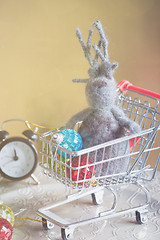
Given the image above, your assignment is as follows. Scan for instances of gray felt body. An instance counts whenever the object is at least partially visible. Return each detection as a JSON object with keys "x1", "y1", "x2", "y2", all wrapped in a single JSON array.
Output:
[{"x1": 66, "y1": 21, "x2": 141, "y2": 176}]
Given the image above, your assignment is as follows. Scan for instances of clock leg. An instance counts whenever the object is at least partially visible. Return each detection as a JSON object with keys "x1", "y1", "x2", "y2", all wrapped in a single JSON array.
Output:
[{"x1": 31, "y1": 174, "x2": 40, "y2": 185}]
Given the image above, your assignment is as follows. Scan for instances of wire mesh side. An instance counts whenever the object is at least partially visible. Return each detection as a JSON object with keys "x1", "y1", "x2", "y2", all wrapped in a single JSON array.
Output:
[
  {"x1": 118, "y1": 90, "x2": 159, "y2": 130},
  {"x1": 39, "y1": 126, "x2": 159, "y2": 189}
]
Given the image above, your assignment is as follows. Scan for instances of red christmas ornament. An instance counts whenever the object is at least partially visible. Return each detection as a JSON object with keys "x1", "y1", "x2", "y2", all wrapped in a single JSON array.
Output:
[
  {"x1": 67, "y1": 155, "x2": 94, "y2": 184},
  {"x1": 0, "y1": 218, "x2": 13, "y2": 240}
]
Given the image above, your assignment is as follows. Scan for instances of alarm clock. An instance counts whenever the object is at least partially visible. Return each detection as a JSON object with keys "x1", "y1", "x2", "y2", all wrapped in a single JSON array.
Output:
[{"x1": 0, "y1": 119, "x2": 39, "y2": 182}]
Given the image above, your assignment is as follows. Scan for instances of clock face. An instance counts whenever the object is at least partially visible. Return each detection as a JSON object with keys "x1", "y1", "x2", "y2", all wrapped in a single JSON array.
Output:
[{"x1": 0, "y1": 137, "x2": 38, "y2": 180}]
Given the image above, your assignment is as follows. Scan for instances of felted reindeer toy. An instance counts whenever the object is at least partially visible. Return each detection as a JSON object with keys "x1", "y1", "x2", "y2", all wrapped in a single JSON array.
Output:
[{"x1": 66, "y1": 20, "x2": 141, "y2": 176}]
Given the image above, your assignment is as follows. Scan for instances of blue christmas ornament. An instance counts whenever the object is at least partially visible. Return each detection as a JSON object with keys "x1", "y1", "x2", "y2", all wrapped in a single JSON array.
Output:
[{"x1": 54, "y1": 129, "x2": 83, "y2": 157}]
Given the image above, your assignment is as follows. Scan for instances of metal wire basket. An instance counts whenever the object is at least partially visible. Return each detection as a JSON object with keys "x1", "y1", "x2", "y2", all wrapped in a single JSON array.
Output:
[{"x1": 37, "y1": 80, "x2": 160, "y2": 240}]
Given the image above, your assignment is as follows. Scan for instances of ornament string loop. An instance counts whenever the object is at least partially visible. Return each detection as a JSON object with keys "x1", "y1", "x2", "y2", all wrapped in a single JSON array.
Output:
[
  {"x1": 14, "y1": 217, "x2": 47, "y2": 228},
  {"x1": 25, "y1": 121, "x2": 59, "y2": 138}
]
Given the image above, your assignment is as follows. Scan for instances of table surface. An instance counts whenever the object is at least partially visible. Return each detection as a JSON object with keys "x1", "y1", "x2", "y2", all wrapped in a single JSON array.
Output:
[{"x1": 0, "y1": 167, "x2": 160, "y2": 240}]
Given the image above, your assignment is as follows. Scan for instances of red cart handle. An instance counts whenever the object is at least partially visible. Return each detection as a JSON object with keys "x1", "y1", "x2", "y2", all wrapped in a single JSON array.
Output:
[{"x1": 117, "y1": 80, "x2": 160, "y2": 100}]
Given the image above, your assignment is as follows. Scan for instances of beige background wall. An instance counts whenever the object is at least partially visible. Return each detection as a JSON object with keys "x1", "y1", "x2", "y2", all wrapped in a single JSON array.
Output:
[{"x1": 0, "y1": 0, "x2": 159, "y2": 167}]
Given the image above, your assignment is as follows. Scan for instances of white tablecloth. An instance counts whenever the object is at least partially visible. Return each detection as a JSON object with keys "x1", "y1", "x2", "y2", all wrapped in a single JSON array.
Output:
[{"x1": 0, "y1": 167, "x2": 160, "y2": 240}]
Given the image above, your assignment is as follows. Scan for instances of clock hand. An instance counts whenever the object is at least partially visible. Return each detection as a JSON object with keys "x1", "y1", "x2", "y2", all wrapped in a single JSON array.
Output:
[{"x1": 13, "y1": 149, "x2": 18, "y2": 161}]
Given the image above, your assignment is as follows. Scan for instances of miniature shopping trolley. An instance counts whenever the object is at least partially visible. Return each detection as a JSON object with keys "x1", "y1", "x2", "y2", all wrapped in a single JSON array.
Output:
[{"x1": 37, "y1": 80, "x2": 160, "y2": 240}]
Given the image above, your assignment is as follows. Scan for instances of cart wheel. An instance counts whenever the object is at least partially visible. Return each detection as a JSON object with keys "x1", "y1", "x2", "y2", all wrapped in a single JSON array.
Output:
[
  {"x1": 91, "y1": 189, "x2": 104, "y2": 205},
  {"x1": 135, "y1": 210, "x2": 148, "y2": 224},
  {"x1": 42, "y1": 218, "x2": 54, "y2": 230},
  {"x1": 61, "y1": 228, "x2": 74, "y2": 240}
]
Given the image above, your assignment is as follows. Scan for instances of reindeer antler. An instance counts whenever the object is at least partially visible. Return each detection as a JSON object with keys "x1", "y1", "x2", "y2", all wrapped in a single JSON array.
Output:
[
  {"x1": 73, "y1": 28, "x2": 94, "y2": 83},
  {"x1": 92, "y1": 20, "x2": 109, "y2": 62},
  {"x1": 76, "y1": 21, "x2": 110, "y2": 65},
  {"x1": 73, "y1": 21, "x2": 118, "y2": 83},
  {"x1": 76, "y1": 28, "x2": 93, "y2": 66}
]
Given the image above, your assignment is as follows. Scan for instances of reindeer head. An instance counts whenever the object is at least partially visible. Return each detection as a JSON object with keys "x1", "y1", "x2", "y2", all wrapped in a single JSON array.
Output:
[{"x1": 73, "y1": 21, "x2": 118, "y2": 110}]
